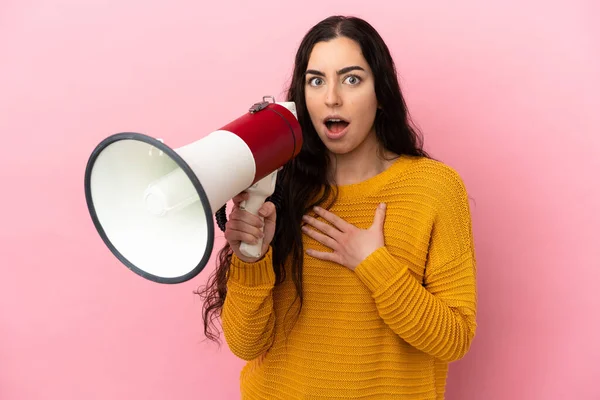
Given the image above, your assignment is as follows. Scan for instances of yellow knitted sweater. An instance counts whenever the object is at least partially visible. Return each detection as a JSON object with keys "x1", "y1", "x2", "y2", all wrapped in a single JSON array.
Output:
[{"x1": 221, "y1": 156, "x2": 477, "y2": 400}]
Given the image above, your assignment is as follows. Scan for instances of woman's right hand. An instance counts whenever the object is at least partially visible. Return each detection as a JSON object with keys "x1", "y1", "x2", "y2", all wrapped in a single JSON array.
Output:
[{"x1": 224, "y1": 191, "x2": 277, "y2": 263}]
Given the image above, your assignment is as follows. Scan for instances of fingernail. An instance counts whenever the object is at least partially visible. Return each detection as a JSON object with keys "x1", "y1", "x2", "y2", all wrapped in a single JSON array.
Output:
[{"x1": 379, "y1": 203, "x2": 386, "y2": 209}]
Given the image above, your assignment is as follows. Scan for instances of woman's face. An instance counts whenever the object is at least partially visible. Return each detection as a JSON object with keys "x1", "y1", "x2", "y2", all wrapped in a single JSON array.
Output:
[{"x1": 304, "y1": 36, "x2": 379, "y2": 156}]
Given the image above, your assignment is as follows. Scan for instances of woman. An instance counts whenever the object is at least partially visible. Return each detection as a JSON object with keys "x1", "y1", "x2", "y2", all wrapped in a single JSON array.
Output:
[{"x1": 198, "y1": 15, "x2": 477, "y2": 400}]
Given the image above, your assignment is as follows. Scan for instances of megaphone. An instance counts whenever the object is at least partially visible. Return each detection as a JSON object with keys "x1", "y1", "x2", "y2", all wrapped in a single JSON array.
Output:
[{"x1": 84, "y1": 96, "x2": 302, "y2": 284}]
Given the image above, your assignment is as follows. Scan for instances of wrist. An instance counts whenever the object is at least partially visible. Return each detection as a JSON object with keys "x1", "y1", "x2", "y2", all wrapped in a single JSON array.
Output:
[
  {"x1": 350, "y1": 245, "x2": 385, "y2": 271},
  {"x1": 236, "y1": 254, "x2": 266, "y2": 264},
  {"x1": 233, "y1": 247, "x2": 268, "y2": 264},
  {"x1": 230, "y1": 247, "x2": 275, "y2": 287}
]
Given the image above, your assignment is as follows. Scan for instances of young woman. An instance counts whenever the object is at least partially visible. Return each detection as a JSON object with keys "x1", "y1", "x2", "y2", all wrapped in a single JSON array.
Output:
[{"x1": 198, "y1": 15, "x2": 477, "y2": 400}]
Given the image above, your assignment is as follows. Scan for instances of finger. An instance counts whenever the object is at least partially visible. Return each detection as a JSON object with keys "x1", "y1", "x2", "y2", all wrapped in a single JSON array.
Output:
[
  {"x1": 225, "y1": 220, "x2": 264, "y2": 237},
  {"x1": 226, "y1": 215, "x2": 265, "y2": 238},
  {"x1": 258, "y1": 201, "x2": 276, "y2": 219},
  {"x1": 302, "y1": 225, "x2": 338, "y2": 250},
  {"x1": 306, "y1": 248, "x2": 339, "y2": 264},
  {"x1": 224, "y1": 226, "x2": 262, "y2": 245},
  {"x1": 229, "y1": 208, "x2": 264, "y2": 229},
  {"x1": 226, "y1": 223, "x2": 265, "y2": 244},
  {"x1": 302, "y1": 214, "x2": 342, "y2": 240},
  {"x1": 370, "y1": 203, "x2": 387, "y2": 230},
  {"x1": 312, "y1": 206, "x2": 349, "y2": 232},
  {"x1": 231, "y1": 192, "x2": 250, "y2": 207}
]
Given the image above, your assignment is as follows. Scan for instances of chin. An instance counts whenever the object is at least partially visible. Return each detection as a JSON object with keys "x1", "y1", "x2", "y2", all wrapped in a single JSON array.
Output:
[{"x1": 324, "y1": 142, "x2": 355, "y2": 156}]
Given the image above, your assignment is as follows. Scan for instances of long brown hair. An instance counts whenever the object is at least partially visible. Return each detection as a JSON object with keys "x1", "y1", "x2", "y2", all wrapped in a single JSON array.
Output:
[{"x1": 195, "y1": 15, "x2": 429, "y2": 342}]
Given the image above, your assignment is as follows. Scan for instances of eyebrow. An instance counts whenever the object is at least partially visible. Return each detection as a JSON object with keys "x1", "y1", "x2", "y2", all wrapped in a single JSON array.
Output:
[{"x1": 305, "y1": 65, "x2": 366, "y2": 77}]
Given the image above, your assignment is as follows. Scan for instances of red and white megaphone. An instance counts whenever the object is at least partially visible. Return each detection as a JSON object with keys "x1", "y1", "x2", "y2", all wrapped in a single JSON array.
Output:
[{"x1": 84, "y1": 96, "x2": 302, "y2": 284}]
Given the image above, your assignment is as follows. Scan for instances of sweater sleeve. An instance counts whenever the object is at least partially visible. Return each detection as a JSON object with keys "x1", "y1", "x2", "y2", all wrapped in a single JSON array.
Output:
[
  {"x1": 354, "y1": 169, "x2": 477, "y2": 362},
  {"x1": 221, "y1": 247, "x2": 277, "y2": 361}
]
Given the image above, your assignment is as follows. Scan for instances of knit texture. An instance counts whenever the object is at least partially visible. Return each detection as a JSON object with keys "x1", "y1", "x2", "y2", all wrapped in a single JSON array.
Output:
[{"x1": 221, "y1": 156, "x2": 477, "y2": 399}]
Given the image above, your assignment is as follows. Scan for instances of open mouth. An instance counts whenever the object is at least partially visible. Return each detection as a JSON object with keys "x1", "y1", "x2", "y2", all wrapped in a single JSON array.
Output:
[{"x1": 324, "y1": 118, "x2": 350, "y2": 134}]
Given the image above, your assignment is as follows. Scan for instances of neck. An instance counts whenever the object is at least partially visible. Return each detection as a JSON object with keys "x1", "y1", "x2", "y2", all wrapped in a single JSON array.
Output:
[{"x1": 328, "y1": 133, "x2": 397, "y2": 186}]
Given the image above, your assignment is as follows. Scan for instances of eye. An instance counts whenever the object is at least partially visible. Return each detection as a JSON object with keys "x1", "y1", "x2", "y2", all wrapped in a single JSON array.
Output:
[
  {"x1": 307, "y1": 77, "x2": 324, "y2": 87},
  {"x1": 344, "y1": 75, "x2": 361, "y2": 85}
]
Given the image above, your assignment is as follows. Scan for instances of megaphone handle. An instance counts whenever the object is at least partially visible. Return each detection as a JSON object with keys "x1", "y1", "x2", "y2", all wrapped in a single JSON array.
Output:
[{"x1": 239, "y1": 171, "x2": 278, "y2": 259}]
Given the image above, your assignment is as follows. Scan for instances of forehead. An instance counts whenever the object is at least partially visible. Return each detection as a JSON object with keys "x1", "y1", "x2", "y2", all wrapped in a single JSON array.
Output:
[{"x1": 307, "y1": 37, "x2": 370, "y2": 71}]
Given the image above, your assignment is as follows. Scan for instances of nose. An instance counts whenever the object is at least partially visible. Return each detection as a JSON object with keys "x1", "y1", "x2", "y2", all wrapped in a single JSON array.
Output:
[{"x1": 324, "y1": 82, "x2": 342, "y2": 108}]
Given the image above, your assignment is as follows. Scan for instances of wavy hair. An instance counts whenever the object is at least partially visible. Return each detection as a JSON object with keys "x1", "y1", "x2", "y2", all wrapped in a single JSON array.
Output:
[{"x1": 196, "y1": 15, "x2": 429, "y2": 342}]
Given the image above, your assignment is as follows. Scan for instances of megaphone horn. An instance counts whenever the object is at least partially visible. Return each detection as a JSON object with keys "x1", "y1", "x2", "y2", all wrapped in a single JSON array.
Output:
[{"x1": 84, "y1": 96, "x2": 302, "y2": 284}]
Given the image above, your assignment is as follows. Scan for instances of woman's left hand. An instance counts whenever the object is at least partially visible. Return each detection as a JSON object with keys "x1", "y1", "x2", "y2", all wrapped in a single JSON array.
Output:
[{"x1": 302, "y1": 203, "x2": 387, "y2": 270}]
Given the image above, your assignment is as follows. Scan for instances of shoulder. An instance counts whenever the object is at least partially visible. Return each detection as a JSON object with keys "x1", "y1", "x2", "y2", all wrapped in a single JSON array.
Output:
[
  {"x1": 393, "y1": 156, "x2": 467, "y2": 190},
  {"x1": 386, "y1": 156, "x2": 469, "y2": 212}
]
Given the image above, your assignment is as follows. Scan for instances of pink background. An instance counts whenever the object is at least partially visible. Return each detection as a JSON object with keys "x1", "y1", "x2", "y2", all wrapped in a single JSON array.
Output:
[{"x1": 1, "y1": 0, "x2": 599, "y2": 399}]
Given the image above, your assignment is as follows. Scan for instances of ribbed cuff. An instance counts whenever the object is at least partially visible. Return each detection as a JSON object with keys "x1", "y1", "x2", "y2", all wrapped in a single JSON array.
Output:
[
  {"x1": 228, "y1": 247, "x2": 276, "y2": 287},
  {"x1": 354, "y1": 247, "x2": 408, "y2": 293}
]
